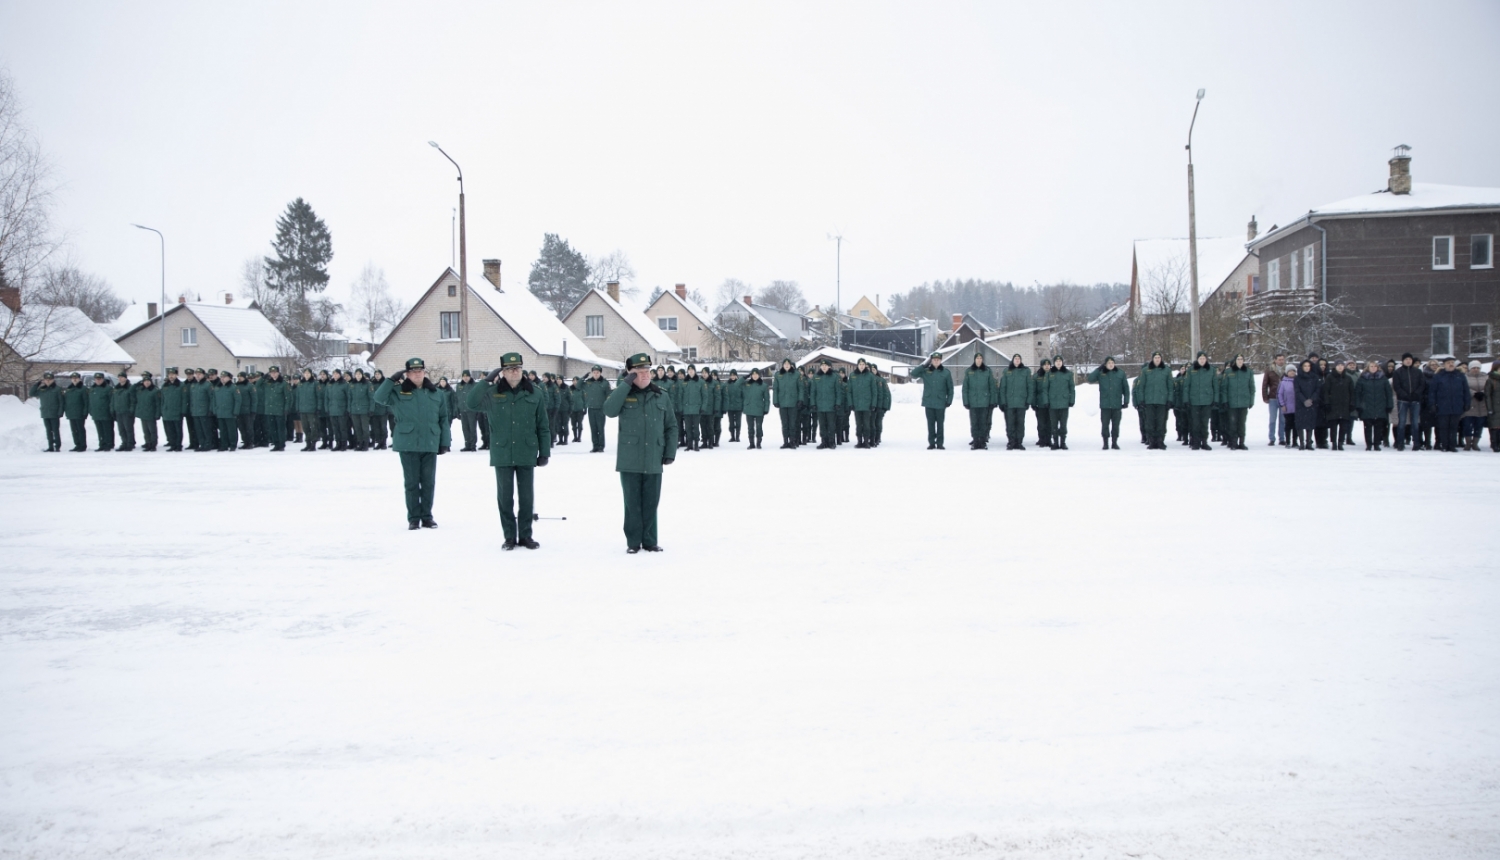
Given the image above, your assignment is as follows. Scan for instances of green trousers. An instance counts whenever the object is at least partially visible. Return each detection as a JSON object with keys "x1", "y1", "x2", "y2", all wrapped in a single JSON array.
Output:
[
  {"x1": 264, "y1": 413, "x2": 287, "y2": 449},
  {"x1": 818, "y1": 411, "x2": 836, "y2": 446},
  {"x1": 1141, "y1": 404, "x2": 1168, "y2": 444},
  {"x1": 115, "y1": 415, "x2": 136, "y2": 449},
  {"x1": 42, "y1": 416, "x2": 61, "y2": 450},
  {"x1": 494, "y1": 465, "x2": 534, "y2": 541},
  {"x1": 1229, "y1": 407, "x2": 1248, "y2": 444},
  {"x1": 968, "y1": 407, "x2": 992, "y2": 444},
  {"x1": 779, "y1": 407, "x2": 799, "y2": 445},
  {"x1": 588, "y1": 408, "x2": 606, "y2": 450},
  {"x1": 746, "y1": 415, "x2": 764, "y2": 443},
  {"x1": 620, "y1": 471, "x2": 662, "y2": 550},
  {"x1": 351, "y1": 414, "x2": 371, "y2": 449},
  {"x1": 300, "y1": 413, "x2": 320, "y2": 449},
  {"x1": 163, "y1": 417, "x2": 183, "y2": 449},
  {"x1": 1100, "y1": 408, "x2": 1121, "y2": 440},
  {"x1": 399, "y1": 451, "x2": 437, "y2": 520},
  {"x1": 855, "y1": 410, "x2": 872, "y2": 443},
  {"x1": 1190, "y1": 405, "x2": 1211, "y2": 446},
  {"x1": 139, "y1": 417, "x2": 158, "y2": 450},
  {"x1": 1052, "y1": 407, "x2": 1070, "y2": 441},
  {"x1": 218, "y1": 417, "x2": 237, "y2": 450},
  {"x1": 925, "y1": 407, "x2": 945, "y2": 447},
  {"x1": 1004, "y1": 407, "x2": 1027, "y2": 445}
]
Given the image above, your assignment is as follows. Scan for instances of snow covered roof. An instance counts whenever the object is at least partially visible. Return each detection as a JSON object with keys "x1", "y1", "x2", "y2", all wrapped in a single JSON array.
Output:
[
  {"x1": 0, "y1": 304, "x2": 136, "y2": 365},
  {"x1": 1085, "y1": 304, "x2": 1130, "y2": 330},
  {"x1": 722, "y1": 297, "x2": 786, "y2": 339},
  {"x1": 795, "y1": 346, "x2": 911, "y2": 378},
  {"x1": 163, "y1": 302, "x2": 299, "y2": 357},
  {"x1": 462, "y1": 272, "x2": 604, "y2": 365},
  {"x1": 568, "y1": 289, "x2": 681, "y2": 354},
  {"x1": 1250, "y1": 182, "x2": 1500, "y2": 250},
  {"x1": 101, "y1": 303, "x2": 158, "y2": 338},
  {"x1": 1133, "y1": 237, "x2": 1249, "y2": 309},
  {"x1": 655, "y1": 290, "x2": 717, "y2": 330}
]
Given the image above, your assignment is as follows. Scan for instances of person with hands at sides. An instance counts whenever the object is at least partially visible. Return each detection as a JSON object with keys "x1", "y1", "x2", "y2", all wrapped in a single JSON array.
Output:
[
  {"x1": 605, "y1": 352, "x2": 678, "y2": 554},
  {"x1": 374, "y1": 357, "x2": 452, "y2": 531},
  {"x1": 467, "y1": 353, "x2": 550, "y2": 550}
]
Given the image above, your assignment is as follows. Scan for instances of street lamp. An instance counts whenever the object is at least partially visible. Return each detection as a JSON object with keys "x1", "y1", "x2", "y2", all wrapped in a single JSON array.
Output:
[
  {"x1": 429, "y1": 141, "x2": 469, "y2": 373},
  {"x1": 132, "y1": 224, "x2": 165, "y2": 378},
  {"x1": 1185, "y1": 88, "x2": 1205, "y2": 355},
  {"x1": 827, "y1": 233, "x2": 844, "y2": 346}
]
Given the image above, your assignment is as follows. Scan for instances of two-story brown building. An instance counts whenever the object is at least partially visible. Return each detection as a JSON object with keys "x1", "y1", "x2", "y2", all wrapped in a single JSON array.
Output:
[{"x1": 1247, "y1": 147, "x2": 1499, "y2": 361}]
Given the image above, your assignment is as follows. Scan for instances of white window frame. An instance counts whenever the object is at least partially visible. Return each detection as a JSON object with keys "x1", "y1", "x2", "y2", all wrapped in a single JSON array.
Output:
[
  {"x1": 658, "y1": 316, "x2": 678, "y2": 332},
  {"x1": 1431, "y1": 324, "x2": 1453, "y2": 357},
  {"x1": 859, "y1": 309, "x2": 870, "y2": 317},
  {"x1": 585, "y1": 315, "x2": 604, "y2": 338},
  {"x1": 1471, "y1": 234, "x2": 1494, "y2": 269},
  {"x1": 439, "y1": 311, "x2": 461, "y2": 341},
  {"x1": 181, "y1": 327, "x2": 197, "y2": 347},
  {"x1": 244, "y1": 364, "x2": 257, "y2": 374},
  {"x1": 1433, "y1": 236, "x2": 1454, "y2": 270},
  {"x1": 1267, "y1": 258, "x2": 1281, "y2": 291},
  {"x1": 1469, "y1": 323, "x2": 1492, "y2": 358},
  {"x1": 1289, "y1": 250, "x2": 1300, "y2": 289},
  {"x1": 684, "y1": 346, "x2": 698, "y2": 360},
  {"x1": 1304, "y1": 244, "x2": 1316, "y2": 288}
]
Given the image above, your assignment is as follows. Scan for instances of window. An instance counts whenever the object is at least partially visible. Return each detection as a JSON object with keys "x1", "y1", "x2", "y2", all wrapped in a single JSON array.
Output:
[
  {"x1": 1267, "y1": 258, "x2": 1281, "y2": 291},
  {"x1": 1249, "y1": 275, "x2": 1261, "y2": 294},
  {"x1": 439, "y1": 311, "x2": 461, "y2": 340},
  {"x1": 1432, "y1": 324, "x2": 1453, "y2": 357},
  {"x1": 1289, "y1": 250, "x2": 1300, "y2": 289},
  {"x1": 181, "y1": 327, "x2": 197, "y2": 346},
  {"x1": 244, "y1": 364, "x2": 257, "y2": 374},
  {"x1": 1472, "y1": 234, "x2": 1494, "y2": 269},
  {"x1": 1470, "y1": 324, "x2": 1492, "y2": 357},
  {"x1": 859, "y1": 309, "x2": 869, "y2": 317},
  {"x1": 1433, "y1": 236, "x2": 1454, "y2": 269},
  {"x1": 684, "y1": 346, "x2": 698, "y2": 360},
  {"x1": 585, "y1": 315, "x2": 604, "y2": 338},
  {"x1": 1304, "y1": 244, "x2": 1316, "y2": 287},
  {"x1": 447, "y1": 284, "x2": 457, "y2": 297},
  {"x1": 658, "y1": 316, "x2": 678, "y2": 332}
]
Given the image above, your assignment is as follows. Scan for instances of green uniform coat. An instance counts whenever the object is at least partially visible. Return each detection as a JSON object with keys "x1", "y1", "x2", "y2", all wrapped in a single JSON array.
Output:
[
  {"x1": 604, "y1": 380, "x2": 678, "y2": 474},
  {"x1": 1087, "y1": 363, "x2": 1130, "y2": 410},
  {"x1": 961, "y1": 365, "x2": 998, "y2": 408},
  {"x1": 466, "y1": 377, "x2": 550, "y2": 467},
  {"x1": 374, "y1": 376, "x2": 452, "y2": 453},
  {"x1": 909, "y1": 362, "x2": 955, "y2": 408},
  {"x1": 998, "y1": 365, "x2": 1032, "y2": 408}
]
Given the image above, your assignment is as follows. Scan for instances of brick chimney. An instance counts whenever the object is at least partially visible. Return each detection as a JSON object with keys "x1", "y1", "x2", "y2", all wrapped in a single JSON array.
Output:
[
  {"x1": 1247, "y1": 215, "x2": 1258, "y2": 242},
  {"x1": 483, "y1": 259, "x2": 502, "y2": 290},
  {"x1": 952, "y1": 313, "x2": 963, "y2": 332},
  {"x1": 606, "y1": 280, "x2": 620, "y2": 303},
  {"x1": 147, "y1": 302, "x2": 158, "y2": 318},
  {"x1": 178, "y1": 295, "x2": 187, "y2": 304},
  {"x1": 0, "y1": 285, "x2": 20, "y2": 314},
  {"x1": 675, "y1": 284, "x2": 687, "y2": 299},
  {"x1": 1388, "y1": 144, "x2": 1412, "y2": 195},
  {"x1": 224, "y1": 292, "x2": 234, "y2": 304},
  {"x1": 743, "y1": 295, "x2": 753, "y2": 306}
]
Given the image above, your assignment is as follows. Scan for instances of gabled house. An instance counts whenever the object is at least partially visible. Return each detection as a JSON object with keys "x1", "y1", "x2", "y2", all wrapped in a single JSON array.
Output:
[
  {"x1": 847, "y1": 295, "x2": 891, "y2": 327},
  {"x1": 795, "y1": 346, "x2": 910, "y2": 380},
  {"x1": 371, "y1": 260, "x2": 610, "y2": 379},
  {"x1": 936, "y1": 313, "x2": 998, "y2": 349},
  {"x1": 1246, "y1": 146, "x2": 1499, "y2": 360},
  {"x1": 644, "y1": 284, "x2": 720, "y2": 361},
  {"x1": 934, "y1": 325, "x2": 1057, "y2": 385},
  {"x1": 1, "y1": 287, "x2": 135, "y2": 394},
  {"x1": 563, "y1": 281, "x2": 682, "y2": 367},
  {"x1": 114, "y1": 293, "x2": 300, "y2": 377},
  {"x1": 714, "y1": 295, "x2": 814, "y2": 359},
  {"x1": 1129, "y1": 236, "x2": 1257, "y2": 320}
]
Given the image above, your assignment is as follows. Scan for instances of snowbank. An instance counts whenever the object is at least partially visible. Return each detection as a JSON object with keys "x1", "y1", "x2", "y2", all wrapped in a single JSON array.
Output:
[{"x1": 0, "y1": 395, "x2": 43, "y2": 452}]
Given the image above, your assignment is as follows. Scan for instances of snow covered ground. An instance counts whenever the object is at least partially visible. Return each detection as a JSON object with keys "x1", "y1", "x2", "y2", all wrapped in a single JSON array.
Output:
[{"x1": 2, "y1": 388, "x2": 1498, "y2": 859}]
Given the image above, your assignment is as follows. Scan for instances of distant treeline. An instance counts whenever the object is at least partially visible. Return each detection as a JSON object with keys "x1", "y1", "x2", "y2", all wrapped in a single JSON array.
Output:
[{"x1": 887, "y1": 280, "x2": 1129, "y2": 330}]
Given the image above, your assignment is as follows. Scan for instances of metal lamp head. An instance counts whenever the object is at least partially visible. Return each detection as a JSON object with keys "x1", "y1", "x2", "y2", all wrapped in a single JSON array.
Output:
[{"x1": 1196, "y1": 88, "x2": 1206, "y2": 100}]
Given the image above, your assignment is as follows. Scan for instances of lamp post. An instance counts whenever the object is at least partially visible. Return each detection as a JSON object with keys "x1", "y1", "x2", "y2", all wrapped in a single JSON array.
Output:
[
  {"x1": 132, "y1": 224, "x2": 165, "y2": 377},
  {"x1": 828, "y1": 233, "x2": 843, "y2": 346},
  {"x1": 1185, "y1": 88, "x2": 1205, "y2": 355},
  {"x1": 429, "y1": 141, "x2": 469, "y2": 372}
]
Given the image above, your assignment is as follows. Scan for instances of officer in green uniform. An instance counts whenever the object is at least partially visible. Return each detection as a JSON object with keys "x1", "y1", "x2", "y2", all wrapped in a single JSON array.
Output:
[
  {"x1": 581, "y1": 365, "x2": 611, "y2": 452},
  {"x1": 1087, "y1": 356, "x2": 1129, "y2": 450},
  {"x1": 998, "y1": 354, "x2": 1031, "y2": 450},
  {"x1": 961, "y1": 354, "x2": 997, "y2": 449},
  {"x1": 1045, "y1": 355, "x2": 1076, "y2": 450},
  {"x1": 723, "y1": 370, "x2": 743, "y2": 442},
  {"x1": 368, "y1": 369, "x2": 390, "y2": 449},
  {"x1": 348, "y1": 368, "x2": 373, "y2": 450},
  {"x1": 909, "y1": 352, "x2": 954, "y2": 449},
  {"x1": 568, "y1": 376, "x2": 585, "y2": 443},
  {"x1": 188, "y1": 368, "x2": 214, "y2": 450},
  {"x1": 456, "y1": 370, "x2": 480, "y2": 451},
  {"x1": 159, "y1": 368, "x2": 186, "y2": 451},
  {"x1": 62, "y1": 372, "x2": 89, "y2": 451},
  {"x1": 234, "y1": 371, "x2": 256, "y2": 448},
  {"x1": 260, "y1": 366, "x2": 290, "y2": 451},
  {"x1": 468, "y1": 353, "x2": 550, "y2": 550},
  {"x1": 810, "y1": 359, "x2": 839, "y2": 449},
  {"x1": 772, "y1": 358, "x2": 801, "y2": 448},
  {"x1": 874, "y1": 369, "x2": 891, "y2": 446},
  {"x1": 1184, "y1": 351, "x2": 1216, "y2": 450},
  {"x1": 133, "y1": 371, "x2": 161, "y2": 451},
  {"x1": 212, "y1": 370, "x2": 239, "y2": 450},
  {"x1": 740, "y1": 367, "x2": 770, "y2": 448},
  {"x1": 295, "y1": 369, "x2": 322, "y2": 451},
  {"x1": 605, "y1": 353, "x2": 677, "y2": 553},
  {"x1": 847, "y1": 360, "x2": 878, "y2": 449},
  {"x1": 29, "y1": 371, "x2": 64, "y2": 452},
  {"x1": 111, "y1": 371, "x2": 137, "y2": 451},
  {"x1": 374, "y1": 357, "x2": 451, "y2": 529},
  {"x1": 87, "y1": 372, "x2": 115, "y2": 451}
]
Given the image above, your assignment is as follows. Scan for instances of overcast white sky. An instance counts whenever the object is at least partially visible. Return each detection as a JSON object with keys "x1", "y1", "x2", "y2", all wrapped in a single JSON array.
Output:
[{"x1": 3, "y1": 0, "x2": 1498, "y2": 317}]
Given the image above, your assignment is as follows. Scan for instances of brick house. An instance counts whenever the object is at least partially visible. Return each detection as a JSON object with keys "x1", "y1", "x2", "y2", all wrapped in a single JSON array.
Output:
[
  {"x1": 114, "y1": 294, "x2": 299, "y2": 377},
  {"x1": 643, "y1": 284, "x2": 721, "y2": 361},
  {"x1": 562, "y1": 281, "x2": 682, "y2": 367}
]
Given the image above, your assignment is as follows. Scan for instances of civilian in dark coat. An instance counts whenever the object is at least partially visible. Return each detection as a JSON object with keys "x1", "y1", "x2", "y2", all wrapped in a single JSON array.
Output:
[
  {"x1": 1426, "y1": 357, "x2": 1470, "y2": 452},
  {"x1": 1355, "y1": 360, "x2": 1396, "y2": 451},
  {"x1": 1292, "y1": 360, "x2": 1322, "y2": 450},
  {"x1": 1321, "y1": 360, "x2": 1357, "y2": 450}
]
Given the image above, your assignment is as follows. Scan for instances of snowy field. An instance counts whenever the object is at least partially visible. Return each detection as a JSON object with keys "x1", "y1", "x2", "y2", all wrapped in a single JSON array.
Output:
[{"x1": 2, "y1": 387, "x2": 1498, "y2": 859}]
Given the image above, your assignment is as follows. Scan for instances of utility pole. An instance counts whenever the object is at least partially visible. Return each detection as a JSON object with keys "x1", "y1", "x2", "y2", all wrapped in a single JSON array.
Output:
[
  {"x1": 828, "y1": 233, "x2": 844, "y2": 347},
  {"x1": 430, "y1": 142, "x2": 468, "y2": 372},
  {"x1": 1186, "y1": 88, "x2": 1205, "y2": 355},
  {"x1": 132, "y1": 224, "x2": 165, "y2": 377}
]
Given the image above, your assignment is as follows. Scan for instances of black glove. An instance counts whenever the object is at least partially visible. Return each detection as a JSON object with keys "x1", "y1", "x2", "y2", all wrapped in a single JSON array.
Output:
[
  {"x1": 438, "y1": 445, "x2": 449, "y2": 455},
  {"x1": 391, "y1": 370, "x2": 406, "y2": 383},
  {"x1": 486, "y1": 369, "x2": 502, "y2": 384},
  {"x1": 662, "y1": 457, "x2": 674, "y2": 466},
  {"x1": 536, "y1": 455, "x2": 549, "y2": 467}
]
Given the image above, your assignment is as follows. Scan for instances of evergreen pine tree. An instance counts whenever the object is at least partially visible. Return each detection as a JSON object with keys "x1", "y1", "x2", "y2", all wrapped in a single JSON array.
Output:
[
  {"x1": 527, "y1": 233, "x2": 592, "y2": 317},
  {"x1": 264, "y1": 198, "x2": 333, "y2": 299}
]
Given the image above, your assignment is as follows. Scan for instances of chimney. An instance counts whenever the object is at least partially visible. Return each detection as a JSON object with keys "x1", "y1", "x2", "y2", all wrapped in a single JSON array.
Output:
[
  {"x1": 952, "y1": 313, "x2": 963, "y2": 332},
  {"x1": 744, "y1": 295, "x2": 753, "y2": 306},
  {"x1": 147, "y1": 302, "x2": 158, "y2": 318},
  {"x1": 675, "y1": 284, "x2": 687, "y2": 299},
  {"x1": 177, "y1": 295, "x2": 186, "y2": 304},
  {"x1": 1388, "y1": 144, "x2": 1412, "y2": 195},
  {"x1": 224, "y1": 292, "x2": 234, "y2": 304},
  {"x1": 483, "y1": 259, "x2": 502, "y2": 290},
  {"x1": 0, "y1": 286, "x2": 20, "y2": 314},
  {"x1": 606, "y1": 280, "x2": 620, "y2": 303},
  {"x1": 1247, "y1": 215, "x2": 1258, "y2": 242}
]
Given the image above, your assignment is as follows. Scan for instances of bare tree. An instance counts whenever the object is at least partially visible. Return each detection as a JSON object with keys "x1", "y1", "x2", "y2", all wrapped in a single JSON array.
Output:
[
  {"x1": 349, "y1": 262, "x2": 405, "y2": 344},
  {"x1": 0, "y1": 302, "x2": 97, "y2": 395},
  {"x1": 757, "y1": 280, "x2": 809, "y2": 313},
  {"x1": 713, "y1": 278, "x2": 752, "y2": 315},
  {"x1": 586, "y1": 250, "x2": 640, "y2": 301},
  {"x1": 30, "y1": 265, "x2": 126, "y2": 322},
  {"x1": 0, "y1": 70, "x2": 60, "y2": 295},
  {"x1": 1250, "y1": 298, "x2": 1365, "y2": 364}
]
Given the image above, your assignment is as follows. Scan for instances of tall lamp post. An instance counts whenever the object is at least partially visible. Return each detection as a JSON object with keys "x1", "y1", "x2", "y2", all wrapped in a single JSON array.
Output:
[
  {"x1": 132, "y1": 224, "x2": 165, "y2": 377},
  {"x1": 429, "y1": 141, "x2": 469, "y2": 372},
  {"x1": 828, "y1": 233, "x2": 843, "y2": 346},
  {"x1": 1185, "y1": 88, "x2": 1205, "y2": 355}
]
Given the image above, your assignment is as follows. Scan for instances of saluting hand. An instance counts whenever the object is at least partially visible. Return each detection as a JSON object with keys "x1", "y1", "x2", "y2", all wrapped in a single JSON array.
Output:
[
  {"x1": 390, "y1": 370, "x2": 406, "y2": 383},
  {"x1": 486, "y1": 369, "x2": 502, "y2": 384}
]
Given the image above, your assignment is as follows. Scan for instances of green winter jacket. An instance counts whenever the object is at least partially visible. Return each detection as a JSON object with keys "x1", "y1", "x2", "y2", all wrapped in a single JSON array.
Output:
[
  {"x1": 582, "y1": 376, "x2": 611, "y2": 409},
  {"x1": 234, "y1": 381, "x2": 256, "y2": 415},
  {"x1": 29, "y1": 381, "x2": 64, "y2": 419},
  {"x1": 133, "y1": 383, "x2": 161, "y2": 421},
  {"x1": 810, "y1": 369, "x2": 841, "y2": 412},
  {"x1": 62, "y1": 382, "x2": 89, "y2": 420},
  {"x1": 998, "y1": 365, "x2": 1032, "y2": 409},
  {"x1": 740, "y1": 377, "x2": 770, "y2": 416},
  {"x1": 1032, "y1": 370, "x2": 1049, "y2": 409},
  {"x1": 909, "y1": 361, "x2": 955, "y2": 409},
  {"x1": 466, "y1": 377, "x2": 550, "y2": 467},
  {"x1": 723, "y1": 377, "x2": 744, "y2": 411},
  {"x1": 111, "y1": 382, "x2": 136, "y2": 417},
  {"x1": 773, "y1": 368, "x2": 801, "y2": 408},
  {"x1": 676, "y1": 376, "x2": 705, "y2": 416},
  {"x1": 1045, "y1": 365, "x2": 1076, "y2": 409},
  {"x1": 211, "y1": 382, "x2": 239, "y2": 419},
  {"x1": 260, "y1": 377, "x2": 290, "y2": 415},
  {"x1": 847, "y1": 368, "x2": 878, "y2": 410},
  {"x1": 187, "y1": 378, "x2": 213, "y2": 417},
  {"x1": 295, "y1": 380, "x2": 322, "y2": 413},
  {"x1": 374, "y1": 376, "x2": 452, "y2": 453},
  {"x1": 1184, "y1": 357, "x2": 1216, "y2": 407},
  {"x1": 159, "y1": 379, "x2": 186, "y2": 420},
  {"x1": 604, "y1": 380, "x2": 678, "y2": 474},
  {"x1": 347, "y1": 378, "x2": 372, "y2": 414},
  {"x1": 569, "y1": 384, "x2": 586, "y2": 413},
  {"x1": 961, "y1": 365, "x2": 998, "y2": 409},
  {"x1": 324, "y1": 380, "x2": 349, "y2": 416},
  {"x1": 1354, "y1": 371, "x2": 1395, "y2": 420},
  {"x1": 1136, "y1": 362, "x2": 1174, "y2": 407},
  {"x1": 1087, "y1": 363, "x2": 1130, "y2": 410},
  {"x1": 87, "y1": 383, "x2": 114, "y2": 421},
  {"x1": 1223, "y1": 365, "x2": 1256, "y2": 409},
  {"x1": 368, "y1": 378, "x2": 388, "y2": 417}
]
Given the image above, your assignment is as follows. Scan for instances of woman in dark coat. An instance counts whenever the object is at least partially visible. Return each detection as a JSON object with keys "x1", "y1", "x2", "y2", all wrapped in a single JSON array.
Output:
[
  {"x1": 1320, "y1": 359, "x2": 1357, "y2": 450},
  {"x1": 1292, "y1": 359, "x2": 1322, "y2": 450}
]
